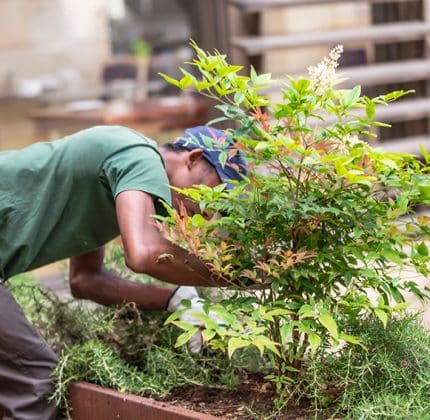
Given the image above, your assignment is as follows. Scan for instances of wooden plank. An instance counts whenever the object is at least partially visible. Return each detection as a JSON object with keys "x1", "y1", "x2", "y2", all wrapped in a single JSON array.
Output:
[
  {"x1": 375, "y1": 98, "x2": 430, "y2": 122},
  {"x1": 230, "y1": 0, "x2": 422, "y2": 13},
  {"x1": 338, "y1": 59, "x2": 430, "y2": 88},
  {"x1": 69, "y1": 382, "x2": 218, "y2": 420},
  {"x1": 317, "y1": 98, "x2": 430, "y2": 126},
  {"x1": 231, "y1": 21, "x2": 430, "y2": 55},
  {"x1": 377, "y1": 136, "x2": 430, "y2": 154},
  {"x1": 266, "y1": 59, "x2": 430, "y2": 91}
]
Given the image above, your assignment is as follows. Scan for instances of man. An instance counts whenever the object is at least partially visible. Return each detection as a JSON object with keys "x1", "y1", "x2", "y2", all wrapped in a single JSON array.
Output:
[{"x1": 0, "y1": 124, "x2": 246, "y2": 419}]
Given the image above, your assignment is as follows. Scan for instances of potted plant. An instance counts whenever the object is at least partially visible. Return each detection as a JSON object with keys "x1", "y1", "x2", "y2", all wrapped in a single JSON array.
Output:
[{"x1": 131, "y1": 38, "x2": 151, "y2": 101}]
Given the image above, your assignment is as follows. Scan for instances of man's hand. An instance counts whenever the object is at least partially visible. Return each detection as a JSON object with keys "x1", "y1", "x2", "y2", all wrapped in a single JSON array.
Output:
[{"x1": 167, "y1": 286, "x2": 222, "y2": 353}]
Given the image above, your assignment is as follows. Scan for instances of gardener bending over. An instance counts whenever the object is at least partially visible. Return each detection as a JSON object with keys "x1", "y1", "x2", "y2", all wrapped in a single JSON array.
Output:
[{"x1": 0, "y1": 125, "x2": 246, "y2": 420}]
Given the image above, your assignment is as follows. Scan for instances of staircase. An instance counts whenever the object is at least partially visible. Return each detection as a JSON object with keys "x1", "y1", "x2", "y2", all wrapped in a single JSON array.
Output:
[{"x1": 228, "y1": 0, "x2": 430, "y2": 154}]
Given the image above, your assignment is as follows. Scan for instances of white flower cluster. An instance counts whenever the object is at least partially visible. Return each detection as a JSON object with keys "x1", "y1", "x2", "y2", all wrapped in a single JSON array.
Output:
[
  {"x1": 344, "y1": 134, "x2": 366, "y2": 148},
  {"x1": 308, "y1": 45, "x2": 344, "y2": 94}
]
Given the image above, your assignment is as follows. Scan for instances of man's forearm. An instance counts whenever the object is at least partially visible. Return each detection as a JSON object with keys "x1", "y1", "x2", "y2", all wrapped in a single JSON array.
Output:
[
  {"x1": 70, "y1": 268, "x2": 174, "y2": 309},
  {"x1": 139, "y1": 237, "x2": 229, "y2": 287}
]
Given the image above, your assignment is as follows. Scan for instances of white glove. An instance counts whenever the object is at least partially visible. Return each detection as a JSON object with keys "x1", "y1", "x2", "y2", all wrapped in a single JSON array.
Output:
[{"x1": 167, "y1": 286, "x2": 218, "y2": 353}]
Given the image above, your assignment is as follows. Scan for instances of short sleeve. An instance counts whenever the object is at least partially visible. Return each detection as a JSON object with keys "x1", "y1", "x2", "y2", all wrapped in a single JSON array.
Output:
[{"x1": 101, "y1": 145, "x2": 172, "y2": 207}]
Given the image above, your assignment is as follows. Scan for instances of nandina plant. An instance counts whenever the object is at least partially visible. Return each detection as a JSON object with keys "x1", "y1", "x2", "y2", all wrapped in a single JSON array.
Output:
[{"x1": 160, "y1": 42, "x2": 430, "y2": 397}]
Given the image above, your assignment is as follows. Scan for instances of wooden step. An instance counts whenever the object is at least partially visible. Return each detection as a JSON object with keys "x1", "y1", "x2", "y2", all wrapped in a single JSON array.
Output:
[
  {"x1": 230, "y1": 0, "x2": 419, "y2": 13},
  {"x1": 312, "y1": 98, "x2": 430, "y2": 126},
  {"x1": 339, "y1": 59, "x2": 430, "y2": 88},
  {"x1": 374, "y1": 98, "x2": 430, "y2": 123},
  {"x1": 231, "y1": 21, "x2": 430, "y2": 55},
  {"x1": 266, "y1": 59, "x2": 430, "y2": 92},
  {"x1": 377, "y1": 136, "x2": 430, "y2": 154}
]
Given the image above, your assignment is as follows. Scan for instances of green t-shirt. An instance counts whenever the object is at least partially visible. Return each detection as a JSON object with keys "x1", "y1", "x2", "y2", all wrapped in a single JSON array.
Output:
[{"x1": 0, "y1": 125, "x2": 171, "y2": 279}]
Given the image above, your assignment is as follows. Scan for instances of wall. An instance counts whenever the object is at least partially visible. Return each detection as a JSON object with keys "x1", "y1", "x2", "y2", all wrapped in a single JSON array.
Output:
[
  {"x1": 261, "y1": 2, "x2": 371, "y2": 76},
  {"x1": 0, "y1": 0, "x2": 111, "y2": 150},
  {"x1": 0, "y1": 0, "x2": 110, "y2": 96}
]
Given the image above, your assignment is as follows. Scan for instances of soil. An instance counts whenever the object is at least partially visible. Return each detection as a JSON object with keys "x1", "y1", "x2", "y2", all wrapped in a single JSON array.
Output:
[{"x1": 158, "y1": 373, "x2": 316, "y2": 419}]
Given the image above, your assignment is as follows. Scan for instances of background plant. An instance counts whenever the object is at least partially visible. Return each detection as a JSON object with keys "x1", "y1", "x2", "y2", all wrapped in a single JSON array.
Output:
[{"x1": 159, "y1": 41, "x2": 430, "y2": 400}]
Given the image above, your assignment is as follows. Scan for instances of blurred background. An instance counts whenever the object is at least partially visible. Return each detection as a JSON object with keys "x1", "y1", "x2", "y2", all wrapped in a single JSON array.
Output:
[{"x1": 2, "y1": 0, "x2": 430, "y2": 153}]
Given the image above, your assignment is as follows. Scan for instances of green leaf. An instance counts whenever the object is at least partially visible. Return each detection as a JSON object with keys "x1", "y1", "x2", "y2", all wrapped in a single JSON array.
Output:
[
  {"x1": 172, "y1": 320, "x2": 194, "y2": 331},
  {"x1": 228, "y1": 337, "x2": 250, "y2": 358},
  {"x1": 164, "y1": 309, "x2": 184, "y2": 324},
  {"x1": 280, "y1": 323, "x2": 293, "y2": 345},
  {"x1": 381, "y1": 249, "x2": 403, "y2": 265},
  {"x1": 255, "y1": 141, "x2": 270, "y2": 152},
  {"x1": 234, "y1": 91, "x2": 245, "y2": 105},
  {"x1": 202, "y1": 329, "x2": 217, "y2": 342},
  {"x1": 213, "y1": 183, "x2": 226, "y2": 193},
  {"x1": 263, "y1": 308, "x2": 294, "y2": 321},
  {"x1": 252, "y1": 335, "x2": 280, "y2": 357},
  {"x1": 158, "y1": 72, "x2": 181, "y2": 88},
  {"x1": 338, "y1": 333, "x2": 363, "y2": 347},
  {"x1": 366, "y1": 100, "x2": 375, "y2": 119},
  {"x1": 319, "y1": 314, "x2": 338, "y2": 339},
  {"x1": 195, "y1": 81, "x2": 213, "y2": 91},
  {"x1": 255, "y1": 73, "x2": 272, "y2": 85},
  {"x1": 250, "y1": 65, "x2": 258, "y2": 83},
  {"x1": 211, "y1": 307, "x2": 236, "y2": 325},
  {"x1": 191, "y1": 214, "x2": 206, "y2": 228},
  {"x1": 393, "y1": 302, "x2": 410, "y2": 311},
  {"x1": 175, "y1": 327, "x2": 199, "y2": 348},
  {"x1": 308, "y1": 332, "x2": 321, "y2": 354},
  {"x1": 374, "y1": 308, "x2": 388, "y2": 328},
  {"x1": 345, "y1": 85, "x2": 361, "y2": 107},
  {"x1": 187, "y1": 312, "x2": 218, "y2": 330},
  {"x1": 179, "y1": 73, "x2": 194, "y2": 89},
  {"x1": 299, "y1": 305, "x2": 315, "y2": 319},
  {"x1": 419, "y1": 144, "x2": 430, "y2": 164},
  {"x1": 417, "y1": 242, "x2": 429, "y2": 257}
]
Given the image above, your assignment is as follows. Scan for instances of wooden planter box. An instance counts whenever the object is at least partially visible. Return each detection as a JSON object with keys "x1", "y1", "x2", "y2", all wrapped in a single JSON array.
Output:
[
  {"x1": 69, "y1": 382, "x2": 218, "y2": 420},
  {"x1": 0, "y1": 382, "x2": 218, "y2": 419}
]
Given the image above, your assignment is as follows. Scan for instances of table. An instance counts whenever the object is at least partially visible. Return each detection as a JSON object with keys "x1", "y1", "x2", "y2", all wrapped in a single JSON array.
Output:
[{"x1": 30, "y1": 95, "x2": 210, "y2": 141}]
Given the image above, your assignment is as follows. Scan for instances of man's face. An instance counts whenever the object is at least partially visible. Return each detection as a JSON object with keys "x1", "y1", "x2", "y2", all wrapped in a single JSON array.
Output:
[{"x1": 169, "y1": 149, "x2": 221, "y2": 217}]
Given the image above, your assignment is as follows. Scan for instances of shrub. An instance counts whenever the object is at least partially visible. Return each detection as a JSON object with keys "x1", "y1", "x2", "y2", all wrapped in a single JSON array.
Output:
[{"x1": 159, "y1": 41, "x2": 430, "y2": 398}]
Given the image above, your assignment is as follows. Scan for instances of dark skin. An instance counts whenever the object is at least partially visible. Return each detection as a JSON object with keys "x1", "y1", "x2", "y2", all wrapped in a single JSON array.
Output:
[{"x1": 69, "y1": 147, "x2": 228, "y2": 310}]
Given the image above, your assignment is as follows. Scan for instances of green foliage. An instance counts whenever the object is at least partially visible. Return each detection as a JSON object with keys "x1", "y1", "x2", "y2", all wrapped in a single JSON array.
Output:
[
  {"x1": 304, "y1": 314, "x2": 430, "y2": 418},
  {"x1": 159, "y1": 42, "x2": 430, "y2": 397}
]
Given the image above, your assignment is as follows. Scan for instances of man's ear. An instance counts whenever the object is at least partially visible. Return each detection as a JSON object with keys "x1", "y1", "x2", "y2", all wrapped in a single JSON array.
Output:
[{"x1": 187, "y1": 149, "x2": 204, "y2": 168}]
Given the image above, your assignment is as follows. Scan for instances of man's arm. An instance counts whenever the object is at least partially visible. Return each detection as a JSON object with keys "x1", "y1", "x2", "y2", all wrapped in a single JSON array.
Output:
[
  {"x1": 69, "y1": 247, "x2": 174, "y2": 309},
  {"x1": 114, "y1": 190, "x2": 228, "y2": 287},
  {"x1": 69, "y1": 190, "x2": 227, "y2": 307}
]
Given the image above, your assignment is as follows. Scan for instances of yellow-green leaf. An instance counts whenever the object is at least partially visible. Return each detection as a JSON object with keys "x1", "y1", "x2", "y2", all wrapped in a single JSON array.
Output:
[
  {"x1": 280, "y1": 323, "x2": 294, "y2": 345},
  {"x1": 175, "y1": 327, "x2": 199, "y2": 348},
  {"x1": 374, "y1": 308, "x2": 388, "y2": 328},
  {"x1": 255, "y1": 141, "x2": 270, "y2": 152},
  {"x1": 252, "y1": 335, "x2": 280, "y2": 357},
  {"x1": 191, "y1": 214, "x2": 206, "y2": 227},
  {"x1": 158, "y1": 72, "x2": 181, "y2": 88},
  {"x1": 228, "y1": 337, "x2": 250, "y2": 358},
  {"x1": 319, "y1": 314, "x2": 338, "y2": 339},
  {"x1": 202, "y1": 329, "x2": 216, "y2": 342},
  {"x1": 308, "y1": 332, "x2": 321, "y2": 354}
]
